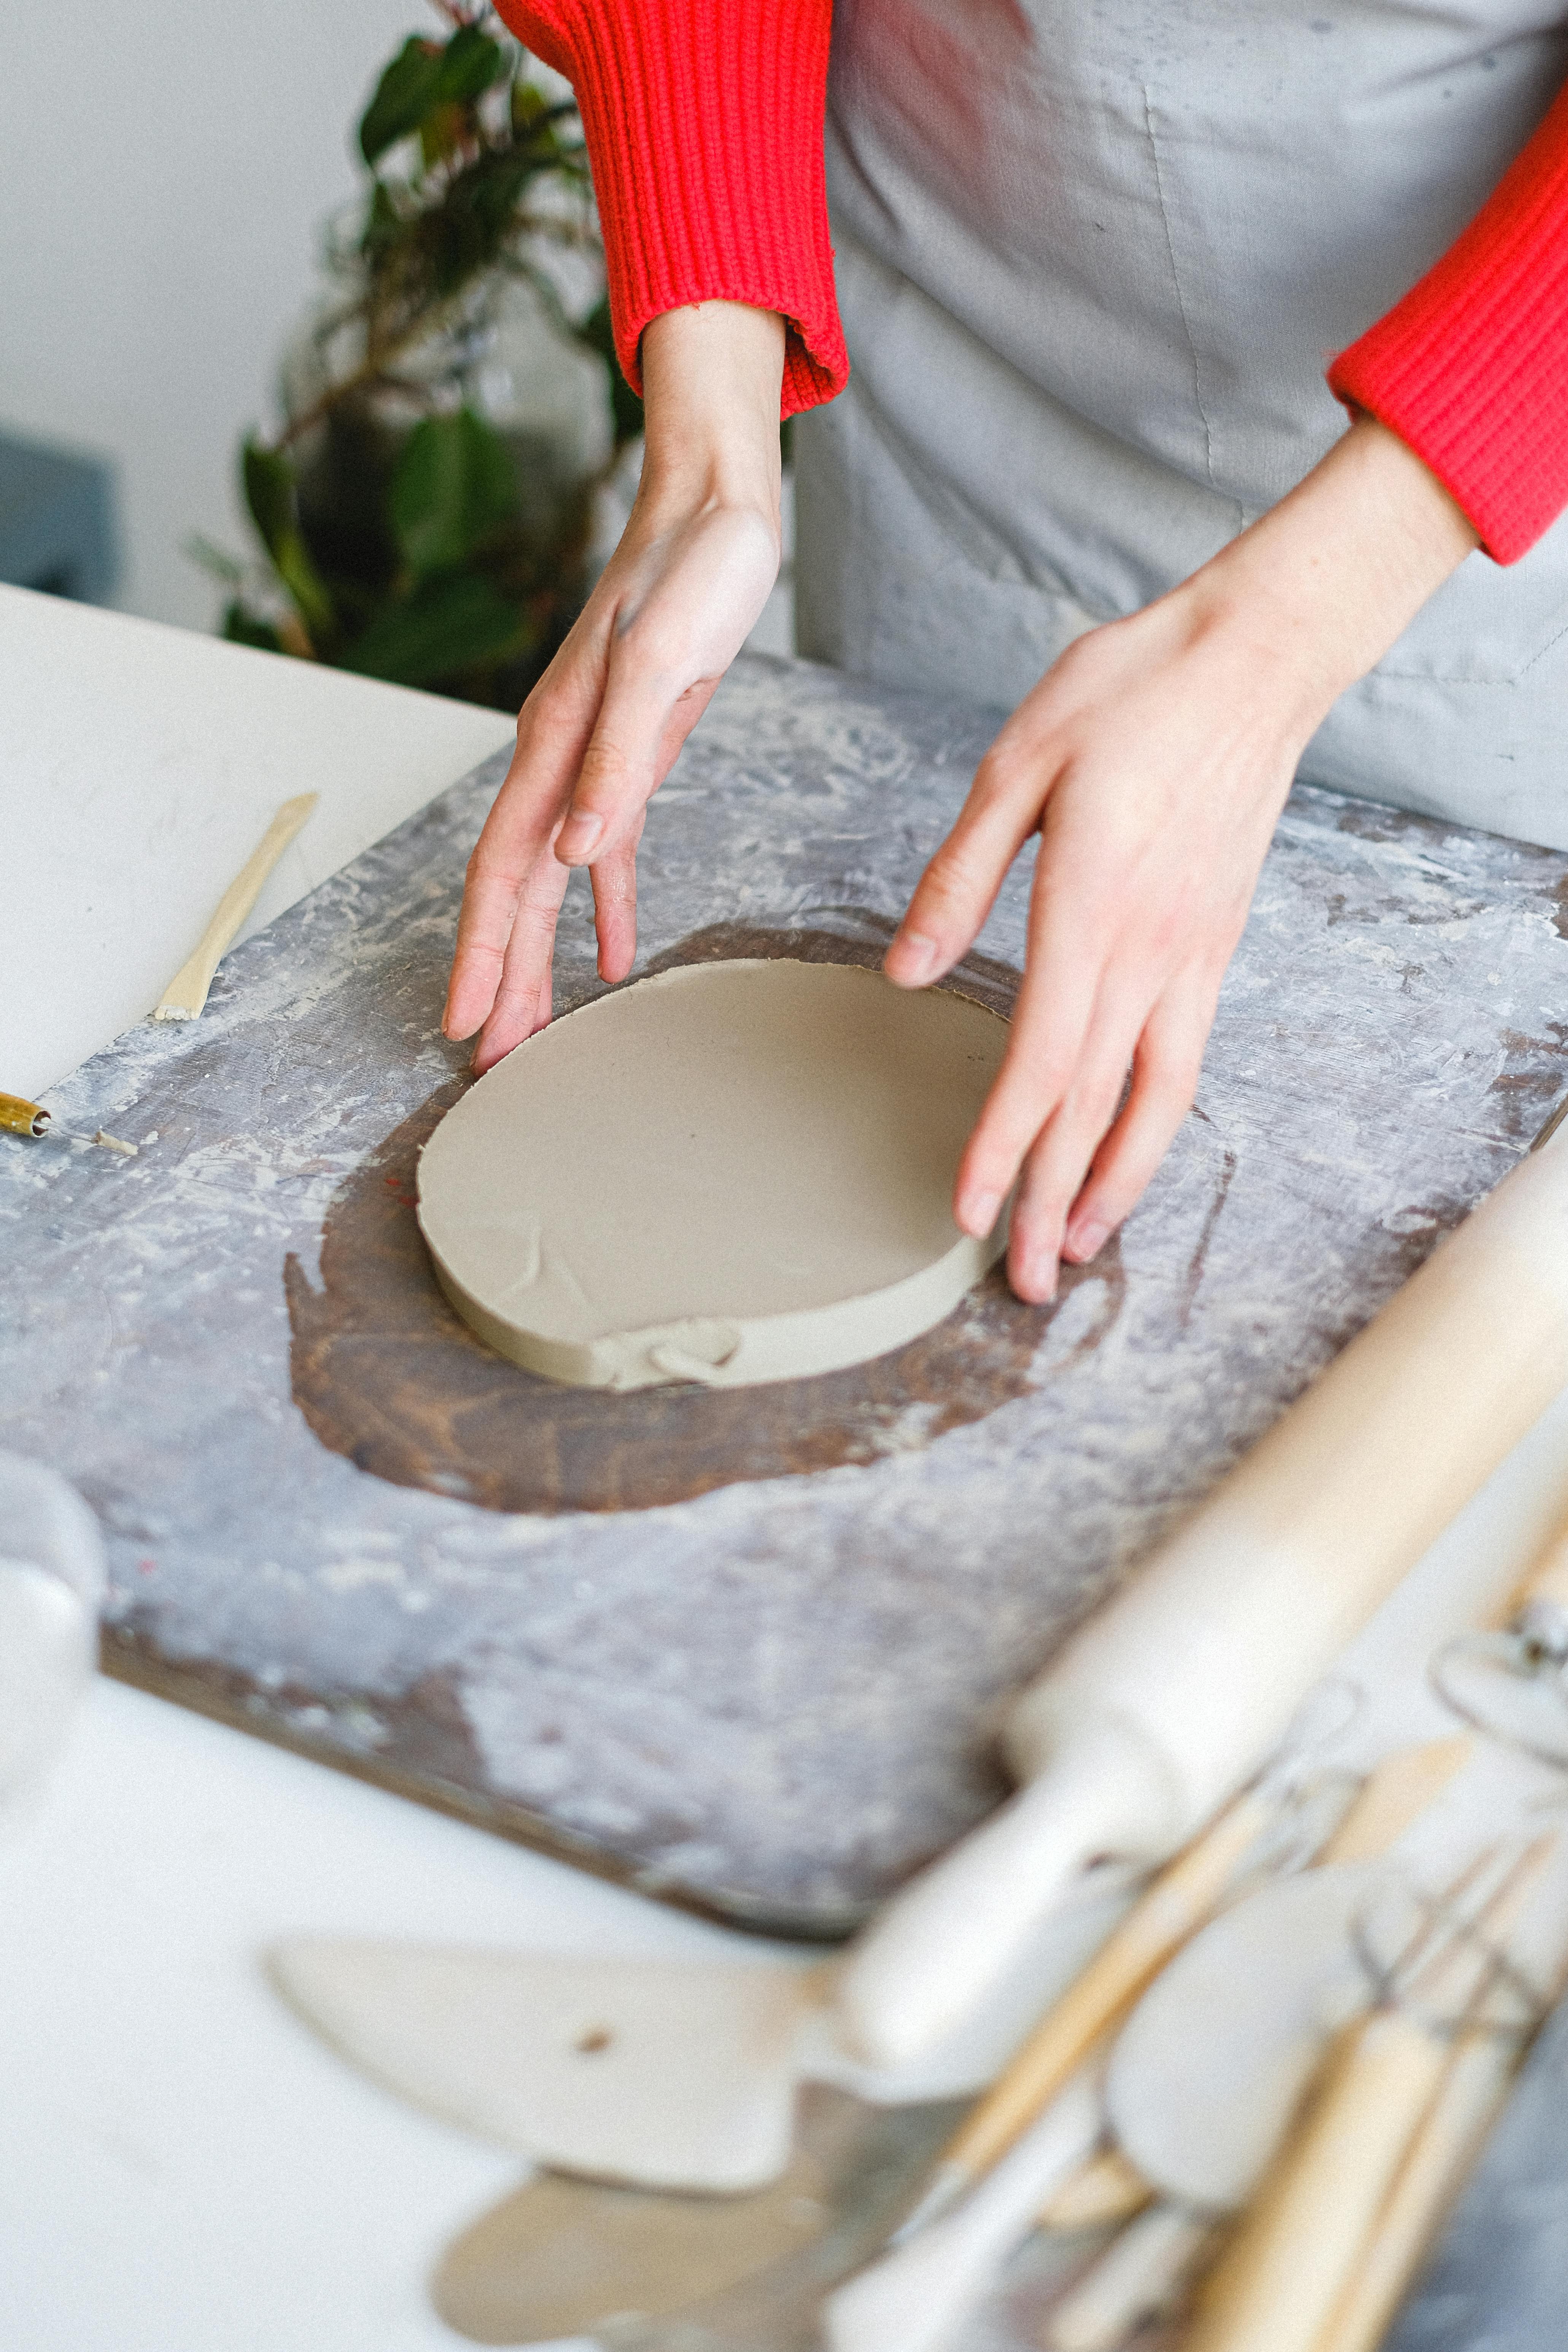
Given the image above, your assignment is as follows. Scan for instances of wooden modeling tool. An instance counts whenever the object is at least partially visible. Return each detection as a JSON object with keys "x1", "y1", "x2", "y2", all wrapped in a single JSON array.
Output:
[
  {"x1": 330, "y1": 1773, "x2": 1321, "y2": 2347},
  {"x1": 840, "y1": 1106, "x2": 1568, "y2": 2069},
  {"x1": 825, "y1": 1740, "x2": 1470, "y2": 2352},
  {"x1": 0, "y1": 1092, "x2": 136, "y2": 1156},
  {"x1": 151, "y1": 792, "x2": 316, "y2": 1020},
  {"x1": 1182, "y1": 1837, "x2": 1555, "y2": 2352},
  {"x1": 1036, "y1": 1738, "x2": 1475, "y2": 2352}
]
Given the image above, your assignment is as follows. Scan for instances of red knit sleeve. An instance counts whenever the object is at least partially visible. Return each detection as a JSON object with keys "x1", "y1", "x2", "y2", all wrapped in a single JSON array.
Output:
[
  {"x1": 495, "y1": 0, "x2": 845, "y2": 420},
  {"x1": 1328, "y1": 77, "x2": 1568, "y2": 563}
]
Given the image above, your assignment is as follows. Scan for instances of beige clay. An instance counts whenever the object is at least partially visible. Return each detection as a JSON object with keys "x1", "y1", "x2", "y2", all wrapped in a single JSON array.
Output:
[{"x1": 416, "y1": 959, "x2": 1011, "y2": 1391}]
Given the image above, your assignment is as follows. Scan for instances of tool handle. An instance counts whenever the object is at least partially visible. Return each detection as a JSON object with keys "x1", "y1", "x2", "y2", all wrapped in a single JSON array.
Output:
[
  {"x1": 1311, "y1": 2029, "x2": 1516, "y2": 2352},
  {"x1": 0, "y1": 1093, "x2": 47, "y2": 1139},
  {"x1": 935, "y1": 1786, "x2": 1271, "y2": 2182},
  {"x1": 1045, "y1": 2202, "x2": 1215, "y2": 2352},
  {"x1": 823, "y1": 2072, "x2": 1102, "y2": 2352},
  {"x1": 153, "y1": 792, "x2": 317, "y2": 1019},
  {"x1": 1184, "y1": 2010, "x2": 1450, "y2": 2352},
  {"x1": 1314, "y1": 1736, "x2": 1472, "y2": 1867}
]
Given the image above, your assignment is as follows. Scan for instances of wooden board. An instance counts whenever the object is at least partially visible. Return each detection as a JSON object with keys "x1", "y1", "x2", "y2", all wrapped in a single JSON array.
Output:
[{"x1": 3, "y1": 654, "x2": 1567, "y2": 1935}]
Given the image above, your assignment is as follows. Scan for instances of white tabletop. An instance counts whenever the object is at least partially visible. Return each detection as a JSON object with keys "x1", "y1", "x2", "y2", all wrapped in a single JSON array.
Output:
[
  {"x1": 3, "y1": 588, "x2": 1566, "y2": 2352},
  {"x1": 0, "y1": 591, "x2": 736, "y2": 2352}
]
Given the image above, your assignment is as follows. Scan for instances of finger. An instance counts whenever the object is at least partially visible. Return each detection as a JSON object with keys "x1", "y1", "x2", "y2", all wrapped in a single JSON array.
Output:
[
  {"x1": 444, "y1": 639, "x2": 611, "y2": 1039},
  {"x1": 949, "y1": 847, "x2": 1115, "y2": 1233},
  {"x1": 1004, "y1": 1013, "x2": 1144, "y2": 1302},
  {"x1": 555, "y1": 667, "x2": 722, "y2": 868},
  {"x1": 556, "y1": 507, "x2": 775, "y2": 866},
  {"x1": 590, "y1": 812, "x2": 646, "y2": 985},
  {"x1": 471, "y1": 849, "x2": 573, "y2": 1073},
  {"x1": 885, "y1": 728, "x2": 1066, "y2": 988},
  {"x1": 1062, "y1": 979, "x2": 1217, "y2": 1260}
]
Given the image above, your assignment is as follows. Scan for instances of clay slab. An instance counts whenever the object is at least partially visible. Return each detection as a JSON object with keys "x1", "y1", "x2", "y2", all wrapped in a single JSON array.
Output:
[{"x1": 416, "y1": 960, "x2": 1011, "y2": 1390}]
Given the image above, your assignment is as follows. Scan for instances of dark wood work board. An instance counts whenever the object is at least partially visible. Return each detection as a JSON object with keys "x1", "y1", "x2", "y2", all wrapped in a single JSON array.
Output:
[{"x1": 3, "y1": 651, "x2": 1566, "y2": 1938}]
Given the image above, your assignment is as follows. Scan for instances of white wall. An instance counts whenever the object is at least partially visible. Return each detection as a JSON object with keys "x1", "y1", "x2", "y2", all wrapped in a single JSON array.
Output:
[{"x1": 1, "y1": 1, "x2": 448, "y2": 631}]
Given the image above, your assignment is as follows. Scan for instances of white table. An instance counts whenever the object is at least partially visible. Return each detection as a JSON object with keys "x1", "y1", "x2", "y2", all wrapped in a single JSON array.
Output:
[
  {"x1": 0, "y1": 590, "x2": 757, "y2": 2352},
  {"x1": 3, "y1": 587, "x2": 1566, "y2": 2352}
]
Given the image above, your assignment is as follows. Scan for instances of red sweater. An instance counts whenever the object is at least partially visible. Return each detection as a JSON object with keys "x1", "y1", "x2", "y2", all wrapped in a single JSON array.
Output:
[{"x1": 500, "y1": 0, "x2": 1568, "y2": 564}]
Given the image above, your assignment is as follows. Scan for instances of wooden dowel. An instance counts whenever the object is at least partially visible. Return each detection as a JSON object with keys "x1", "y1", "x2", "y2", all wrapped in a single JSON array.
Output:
[
  {"x1": 153, "y1": 793, "x2": 317, "y2": 1020},
  {"x1": 1182, "y1": 1842, "x2": 1553, "y2": 2352},
  {"x1": 1309, "y1": 2028, "x2": 1516, "y2": 2352},
  {"x1": 933, "y1": 1787, "x2": 1273, "y2": 2196}
]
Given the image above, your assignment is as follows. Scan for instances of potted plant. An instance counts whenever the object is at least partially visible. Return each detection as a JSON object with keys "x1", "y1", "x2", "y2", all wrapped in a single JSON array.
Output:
[{"x1": 192, "y1": 2, "x2": 641, "y2": 707}]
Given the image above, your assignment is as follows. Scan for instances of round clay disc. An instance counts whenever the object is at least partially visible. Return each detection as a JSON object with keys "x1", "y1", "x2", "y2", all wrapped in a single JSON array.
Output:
[{"x1": 417, "y1": 959, "x2": 1011, "y2": 1391}]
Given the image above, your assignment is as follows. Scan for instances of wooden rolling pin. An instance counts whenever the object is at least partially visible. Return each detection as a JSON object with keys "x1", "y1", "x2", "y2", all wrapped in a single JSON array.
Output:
[{"x1": 840, "y1": 1114, "x2": 1568, "y2": 2067}]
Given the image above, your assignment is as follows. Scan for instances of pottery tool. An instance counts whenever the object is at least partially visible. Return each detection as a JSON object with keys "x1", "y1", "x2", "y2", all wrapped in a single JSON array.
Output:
[
  {"x1": 0, "y1": 1093, "x2": 136, "y2": 1155},
  {"x1": 1036, "y1": 1741, "x2": 1478, "y2": 2352},
  {"x1": 822, "y1": 2069, "x2": 1106, "y2": 2352},
  {"x1": 151, "y1": 792, "x2": 316, "y2": 1020},
  {"x1": 1046, "y1": 2204, "x2": 1215, "y2": 2352},
  {"x1": 283, "y1": 1766, "x2": 1337, "y2": 2347},
  {"x1": 887, "y1": 1762, "x2": 1358, "y2": 2244},
  {"x1": 1182, "y1": 1837, "x2": 1554, "y2": 2352},
  {"x1": 275, "y1": 1746, "x2": 1344, "y2": 2197},
  {"x1": 823, "y1": 1739, "x2": 1469, "y2": 2352},
  {"x1": 1100, "y1": 1736, "x2": 1474, "y2": 2218},
  {"x1": 430, "y1": 2084, "x2": 966, "y2": 2348},
  {"x1": 1432, "y1": 1496, "x2": 1568, "y2": 1763},
  {"x1": 839, "y1": 1108, "x2": 1568, "y2": 2070},
  {"x1": 1309, "y1": 2021, "x2": 1525, "y2": 2352}
]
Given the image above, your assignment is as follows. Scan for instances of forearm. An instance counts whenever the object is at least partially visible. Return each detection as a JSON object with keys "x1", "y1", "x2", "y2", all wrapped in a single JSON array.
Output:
[
  {"x1": 495, "y1": 0, "x2": 843, "y2": 417},
  {"x1": 1181, "y1": 415, "x2": 1481, "y2": 736},
  {"x1": 639, "y1": 303, "x2": 786, "y2": 532}
]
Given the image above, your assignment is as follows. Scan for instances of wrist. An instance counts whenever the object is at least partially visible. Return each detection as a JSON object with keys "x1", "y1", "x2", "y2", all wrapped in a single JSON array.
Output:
[
  {"x1": 1182, "y1": 415, "x2": 1481, "y2": 732},
  {"x1": 638, "y1": 302, "x2": 785, "y2": 532}
]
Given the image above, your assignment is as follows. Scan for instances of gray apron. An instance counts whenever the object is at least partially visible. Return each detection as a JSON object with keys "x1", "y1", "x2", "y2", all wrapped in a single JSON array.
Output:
[{"x1": 795, "y1": 1, "x2": 1568, "y2": 848}]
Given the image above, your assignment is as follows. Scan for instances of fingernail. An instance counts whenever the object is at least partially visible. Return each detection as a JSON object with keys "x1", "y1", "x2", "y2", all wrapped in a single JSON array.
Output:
[
  {"x1": 557, "y1": 811, "x2": 604, "y2": 861},
  {"x1": 1065, "y1": 1218, "x2": 1108, "y2": 1263},
  {"x1": 1018, "y1": 1254, "x2": 1058, "y2": 1303},
  {"x1": 891, "y1": 931, "x2": 937, "y2": 983},
  {"x1": 962, "y1": 1188, "x2": 1002, "y2": 1235}
]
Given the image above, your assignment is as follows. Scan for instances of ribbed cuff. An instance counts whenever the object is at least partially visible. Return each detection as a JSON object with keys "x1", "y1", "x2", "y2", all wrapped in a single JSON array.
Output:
[
  {"x1": 1328, "y1": 77, "x2": 1568, "y2": 565},
  {"x1": 499, "y1": 0, "x2": 846, "y2": 419}
]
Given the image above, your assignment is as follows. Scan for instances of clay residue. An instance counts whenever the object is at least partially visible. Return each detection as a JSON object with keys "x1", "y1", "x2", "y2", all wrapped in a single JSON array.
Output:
[{"x1": 286, "y1": 923, "x2": 1081, "y2": 1514}]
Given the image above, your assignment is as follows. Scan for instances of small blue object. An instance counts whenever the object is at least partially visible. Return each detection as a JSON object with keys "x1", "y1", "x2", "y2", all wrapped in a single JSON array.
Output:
[{"x1": 0, "y1": 430, "x2": 119, "y2": 602}]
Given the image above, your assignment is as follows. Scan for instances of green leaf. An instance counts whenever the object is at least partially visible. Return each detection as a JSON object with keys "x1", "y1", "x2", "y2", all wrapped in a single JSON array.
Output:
[
  {"x1": 389, "y1": 409, "x2": 518, "y2": 580},
  {"x1": 359, "y1": 37, "x2": 445, "y2": 167},
  {"x1": 432, "y1": 23, "x2": 508, "y2": 108},
  {"x1": 339, "y1": 570, "x2": 531, "y2": 687},
  {"x1": 221, "y1": 600, "x2": 285, "y2": 654},
  {"x1": 240, "y1": 439, "x2": 337, "y2": 644},
  {"x1": 358, "y1": 26, "x2": 507, "y2": 167}
]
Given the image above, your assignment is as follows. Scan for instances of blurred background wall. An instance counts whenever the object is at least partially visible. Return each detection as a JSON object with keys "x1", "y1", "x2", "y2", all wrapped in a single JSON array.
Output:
[{"x1": 1, "y1": 0, "x2": 427, "y2": 631}]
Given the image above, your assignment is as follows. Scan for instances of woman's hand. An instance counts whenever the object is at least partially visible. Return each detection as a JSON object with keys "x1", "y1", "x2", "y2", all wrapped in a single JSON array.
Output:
[
  {"x1": 444, "y1": 302, "x2": 785, "y2": 1072},
  {"x1": 886, "y1": 415, "x2": 1481, "y2": 1303}
]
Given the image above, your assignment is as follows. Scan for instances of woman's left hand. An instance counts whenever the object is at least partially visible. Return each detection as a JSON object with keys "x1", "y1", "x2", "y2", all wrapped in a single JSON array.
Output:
[{"x1": 885, "y1": 415, "x2": 1480, "y2": 1303}]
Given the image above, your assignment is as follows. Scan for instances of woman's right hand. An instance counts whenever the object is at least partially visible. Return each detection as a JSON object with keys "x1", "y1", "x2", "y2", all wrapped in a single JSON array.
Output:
[{"x1": 444, "y1": 301, "x2": 786, "y2": 1072}]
